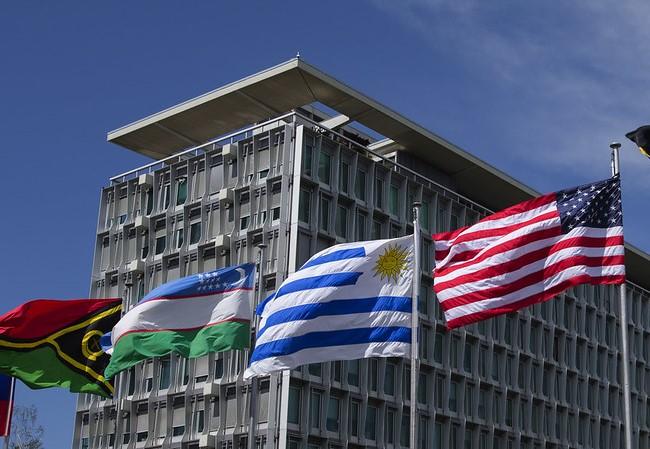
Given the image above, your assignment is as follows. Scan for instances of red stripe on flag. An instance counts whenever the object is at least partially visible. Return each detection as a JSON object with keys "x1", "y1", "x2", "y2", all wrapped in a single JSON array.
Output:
[
  {"x1": 445, "y1": 274, "x2": 626, "y2": 329},
  {"x1": 435, "y1": 235, "x2": 625, "y2": 292},
  {"x1": 433, "y1": 194, "x2": 556, "y2": 243},
  {"x1": 439, "y1": 254, "x2": 625, "y2": 311},
  {"x1": 0, "y1": 298, "x2": 121, "y2": 341},
  {"x1": 434, "y1": 210, "x2": 559, "y2": 261},
  {"x1": 435, "y1": 226, "x2": 564, "y2": 278}
]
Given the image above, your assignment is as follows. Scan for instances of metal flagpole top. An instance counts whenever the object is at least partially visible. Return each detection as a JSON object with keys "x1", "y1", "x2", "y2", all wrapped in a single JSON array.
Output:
[{"x1": 610, "y1": 142, "x2": 622, "y2": 150}]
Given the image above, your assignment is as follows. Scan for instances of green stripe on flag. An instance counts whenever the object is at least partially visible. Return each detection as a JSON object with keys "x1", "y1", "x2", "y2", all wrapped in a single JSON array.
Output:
[
  {"x1": 105, "y1": 321, "x2": 250, "y2": 378},
  {"x1": 0, "y1": 345, "x2": 111, "y2": 397}
]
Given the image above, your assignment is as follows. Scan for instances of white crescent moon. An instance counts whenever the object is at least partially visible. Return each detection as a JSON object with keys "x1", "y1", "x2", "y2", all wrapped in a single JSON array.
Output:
[{"x1": 233, "y1": 267, "x2": 248, "y2": 286}]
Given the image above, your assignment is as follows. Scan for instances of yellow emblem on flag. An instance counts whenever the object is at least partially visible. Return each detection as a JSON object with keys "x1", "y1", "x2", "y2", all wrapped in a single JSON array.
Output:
[{"x1": 373, "y1": 244, "x2": 409, "y2": 283}]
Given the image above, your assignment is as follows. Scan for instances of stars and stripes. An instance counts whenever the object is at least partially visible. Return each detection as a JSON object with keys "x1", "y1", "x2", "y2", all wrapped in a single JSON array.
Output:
[{"x1": 433, "y1": 175, "x2": 625, "y2": 329}]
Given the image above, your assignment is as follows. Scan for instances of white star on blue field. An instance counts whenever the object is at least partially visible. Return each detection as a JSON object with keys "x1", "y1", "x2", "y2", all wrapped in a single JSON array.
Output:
[{"x1": 1, "y1": 2, "x2": 649, "y2": 447}]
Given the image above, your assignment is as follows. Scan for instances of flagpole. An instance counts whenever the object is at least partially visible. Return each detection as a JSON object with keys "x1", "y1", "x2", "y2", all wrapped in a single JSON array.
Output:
[
  {"x1": 410, "y1": 203, "x2": 421, "y2": 449},
  {"x1": 610, "y1": 142, "x2": 633, "y2": 449},
  {"x1": 248, "y1": 244, "x2": 266, "y2": 449}
]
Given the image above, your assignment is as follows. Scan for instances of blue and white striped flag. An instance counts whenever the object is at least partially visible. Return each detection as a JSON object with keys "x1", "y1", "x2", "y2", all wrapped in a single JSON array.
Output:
[{"x1": 244, "y1": 236, "x2": 415, "y2": 379}]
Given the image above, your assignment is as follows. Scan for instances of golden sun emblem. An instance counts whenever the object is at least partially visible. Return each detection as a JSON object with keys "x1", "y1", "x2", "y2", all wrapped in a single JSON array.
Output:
[{"x1": 373, "y1": 244, "x2": 410, "y2": 283}]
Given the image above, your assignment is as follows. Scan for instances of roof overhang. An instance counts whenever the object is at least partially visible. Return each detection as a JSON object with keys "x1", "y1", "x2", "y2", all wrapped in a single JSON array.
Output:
[{"x1": 107, "y1": 58, "x2": 650, "y2": 290}]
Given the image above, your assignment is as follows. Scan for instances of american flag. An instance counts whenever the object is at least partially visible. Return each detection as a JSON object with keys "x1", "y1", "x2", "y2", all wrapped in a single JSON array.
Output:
[{"x1": 433, "y1": 175, "x2": 625, "y2": 329}]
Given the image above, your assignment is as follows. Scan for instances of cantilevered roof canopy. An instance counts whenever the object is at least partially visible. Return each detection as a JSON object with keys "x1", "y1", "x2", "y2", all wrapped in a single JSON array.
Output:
[
  {"x1": 108, "y1": 58, "x2": 537, "y2": 209},
  {"x1": 107, "y1": 58, "x2": 650, "y2": 289}
]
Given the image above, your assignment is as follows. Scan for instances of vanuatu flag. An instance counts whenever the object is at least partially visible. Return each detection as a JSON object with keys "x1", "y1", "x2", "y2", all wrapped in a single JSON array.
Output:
[{"x1": 0, "y1": 298, "x2": 121, "y2": 397}]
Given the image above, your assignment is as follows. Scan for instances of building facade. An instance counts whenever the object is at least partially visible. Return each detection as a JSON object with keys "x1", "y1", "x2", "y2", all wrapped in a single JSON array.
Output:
[{"x1": 74, "y1": 59, "x2": 650, "y2": 449}]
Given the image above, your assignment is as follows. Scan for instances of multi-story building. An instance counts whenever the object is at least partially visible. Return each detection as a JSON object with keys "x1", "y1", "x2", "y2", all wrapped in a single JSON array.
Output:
[{"x1": 73, "y1": 58, "x2": 650, "y2": 449}]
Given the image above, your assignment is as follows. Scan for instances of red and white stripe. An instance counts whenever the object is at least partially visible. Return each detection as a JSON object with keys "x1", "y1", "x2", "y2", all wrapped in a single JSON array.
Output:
[{"x1": 433, "y1": 194, "x2": 625, "y2": 329}]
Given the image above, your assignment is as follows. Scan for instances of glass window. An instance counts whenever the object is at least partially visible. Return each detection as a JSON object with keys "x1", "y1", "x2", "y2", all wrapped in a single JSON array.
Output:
[
  {"x1": 318, "y1": 152, "x2": 331, "y2": 184},
  {"x1": 272, "y1": 206, "x2": 281, "y2": 221},
  {"x1": 375, "y1": 178, "x2": 384, "y2": 208},
  {"x1": 372, "y1": 220, "x2": 382, "y2": 240},
  {"x1": 420, "y1": 201, "x2": 430, "y2": 230},
  {"x1": 336, "y1": 206, "x2": 348, "y2": 238},
  {"x1": 384, "y1": 362, "x2": 395, "y2": 396},
  {"x1": 172, "y1": 425, "x2": 184, "y2": 437},
  {"x1": 215, "y1": 358, "x2": 224, "y2": 378},
  {"x1": 385, "y1": 409, "x2": 395, "y2": 444},
  {"x1": 347, "y1": 360, "x2": 359, "y2": 386},
  {"x1": 326, "y1": 397, "x2": 340, "y2": 432},
  {"x1": 349, "y1": 400, "x2": 360, "y2": 436},
  {"x1": 146, "y1": 189, "x2": 154, "y2": 215},
  {"x1": 389, "y1": 184, "x2": 399, "y2": 215},
  {"x1": 418, "y1": 372, "x2": 427, "y2": 404},
  {"x1": 356, "y1": 212, "x2": 367, "y2": 240},
  {"x1": 163, "y1": 184, "x2": 171, "y2": 209},
  {"x1": 310, "y1": 390, "x2": 321, "y2": 429},
  {"x1": 400, "y1": 414, "x2": 409, "y2": 447},
  {"x1": 299, "y1": 189, "x2": 311, "y2": 223},
  {"x1": 159, "y1": 357, "x2": 171, "y2": 390},
  {"x1": 176, "y1": 178, "x2": 187, "y2": 205},
  {"x1": 339, "y1": 161, "x2": 349, "y2": 193},
  {"x1": 288, "y1": 386, "x2": 301, "y2": 424},
  {"x1": 189, "y1": 222, "x2": 201, "y2": 245},
  {"x1": 450, "y1": 380, "x2": 458, "y2": 411},
  {"x1": 155, "y1": 236, "x2": 166, "y2": 255},
  {"x1": 368, "y1": 359, "x2": 378, "y2": 391},
  {"x1": 240, "y1": 215, "x2": 249, "y2": 230},
  {"x1": 309, "y1": 363, "x2": 322, "y2": 377},
  {"x1": 303, "y1": 145, "x2": 313, "y2": 177},
  {"x1": 175, "y1": 229, "x2": 184, "y2": 249},
  {"x1": 364, "y1": 405, "x2": 377, "y2": 440},
  {"x1": 355, "y1": 169, "x2": 366, "y2": 200},
  {"x1": 320, "y1": 197, "x2": 330, "y2": 231}
]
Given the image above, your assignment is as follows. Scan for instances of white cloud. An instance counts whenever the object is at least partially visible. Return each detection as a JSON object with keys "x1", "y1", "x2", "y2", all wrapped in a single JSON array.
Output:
[{"x1": 369, "y1": 0, "x2": 650, "y2": 246}]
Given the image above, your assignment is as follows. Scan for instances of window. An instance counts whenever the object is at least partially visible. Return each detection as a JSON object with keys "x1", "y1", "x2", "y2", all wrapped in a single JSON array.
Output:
[
  {"x1": 240, "y1": 215, "x2": 249, "y2": 230},
  {"x1": 400, "y1": 415, "x2": 409, "y2": 447},
  {"x1": 384, "y1": 362, "x2": 396, "y2": 396},
  {"x1": 309, "y1": 363, "x2": 322, "y2": 377},
  {"x1": 389, "y1": 184, "x2": 399, "y2": 215},
  {"x1": 288, "y1": 386, "x2": 301, "y2": 424},
  {"x1": 303, "y1": 145, "x2": 313, "y2": 176},
  {"x1": 146, "y1": 189, "x2": 154, "y2": 215},
  {"x1": 368, "y1": 359, "x2": 378, "y2": 391},
  {"x1": 136, "y1": 431, "x2": 147, "y2": 443},
  {"x1": 310, "y1": 390, "x2": 321, "y2": 429},
  {"x1": 348, "y1": 360, "x2": 359, "y2": 386},
  {"x1": 355, "y1": 169, "x2": 367, "y2": 200},
  {"x1": 356, "y1": 212, "x2": 367, "y2": 240},
  {"x1": 336, "y1": 206, "x2": 348, "y2": 238},
  {"x1": 176, "y1": 178, "x2": 187, "y2": 205},
  {"x1": 155, "y1": 236, "x2": 166, "y2": 255},
  {"x1": 172, "y1": 425, "x2": 184, "y2": 437},
  {"x1": 299, "y1": 189, "x2": 311, "y2": 223},
  {"x1": 418, "y1": 372, "x2": 427, "y2": 404},
  {"x1": 326, "y1": 397, "x2": 340, "y2": 432},
  {"x1": 81, "y1": 438, "x2": 89, "y2": 449},
  {"x1": 215, "y1": 357, "x2": 224, "y2": 378},
  {"x1": 375, "y1": 179, "x2": 384, "y2": 208},
  {"x1": 318, "y1": 152, "x2": 331, "y2": 184},
  {"x1": 349, "y1": 401, "x2": 360, "y2": 437},
  {"x1": 420, "y1": 201, "x2": 430, "y2": 230},
  {"x1": 339, "y1": 161, "x2": 349, "y2": 193},
  {"x1": 163, "y1": 184, "x2": 171, "y2": 209},
  {"x1": 194, "y1": 407, "x2": 205, "y2": 433},
  {"x1": 258, "y1": 169, "x2": 269, "y2": 180},
  {"x1": 190, "y1": 221, "x2": 201, "y2": 245},
  {"x1": 364, "y1": 405, "x2": 377, "y2": 440},
  {"x1": 385, "y1": 409, "x2": 395, "y2": 444},
  {"x1": 175, "y1": 229, "x2": 184, "y2": 249},
  {"x1": 372, "y1": 220, "x2": 382, "y2": 240},
  {"x1": 159, "y1": 357, "x2": 171, "y2": 390},
  {"x1": 450, "y1": 380, "x2": 458, "y2": 411},
  {"x1": 319, "y1": 197, "x2": 330, "y2": 231}
]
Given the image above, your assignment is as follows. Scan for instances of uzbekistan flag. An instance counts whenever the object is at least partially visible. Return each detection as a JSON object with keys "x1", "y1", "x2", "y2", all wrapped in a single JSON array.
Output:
[
  {"x1": 0, "y1": 298, "x2": 122, "y2": 397},
  {"x1": 104, "y1": 264, "x2": 255, "y2": 379},
  {"x1": 0, "y1": 375, "x2": 14, "y2": 437}
]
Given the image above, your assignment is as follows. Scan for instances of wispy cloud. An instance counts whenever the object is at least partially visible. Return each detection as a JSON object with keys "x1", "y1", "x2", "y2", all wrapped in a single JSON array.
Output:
[{"x1": 369, "y1": 0, "x2": 650, "y2": 244}]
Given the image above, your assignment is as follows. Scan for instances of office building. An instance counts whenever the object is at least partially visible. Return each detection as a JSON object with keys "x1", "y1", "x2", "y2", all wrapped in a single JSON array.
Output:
[{"x1": 74, "y1": 59, "x2": 650, "y2": 449}]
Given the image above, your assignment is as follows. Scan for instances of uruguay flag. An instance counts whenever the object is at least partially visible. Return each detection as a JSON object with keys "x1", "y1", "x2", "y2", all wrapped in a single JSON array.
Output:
[{"x1": 244, "y1": 236, "x2": 415, "y2": 379}]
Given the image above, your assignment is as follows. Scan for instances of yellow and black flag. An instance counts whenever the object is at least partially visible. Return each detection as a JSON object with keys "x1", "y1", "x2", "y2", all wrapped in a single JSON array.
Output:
[
  {"x1": 626, "y1": 125, "x2": 650, "y2": 158},
  {"x1": 0, "y1": 298, "x2": 122, "y2": 397}
]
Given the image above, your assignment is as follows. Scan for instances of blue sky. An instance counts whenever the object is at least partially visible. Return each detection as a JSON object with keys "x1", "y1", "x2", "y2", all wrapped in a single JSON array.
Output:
[{"x1": 1, "y1": 1, "x2": 649, "y2": 447}]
